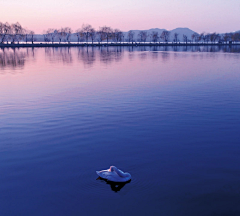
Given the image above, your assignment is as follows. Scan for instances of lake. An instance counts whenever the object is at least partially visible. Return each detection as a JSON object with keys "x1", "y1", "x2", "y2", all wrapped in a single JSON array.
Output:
[{"x1": 0, "y1": 45, "x2": 240, "y2": 216}]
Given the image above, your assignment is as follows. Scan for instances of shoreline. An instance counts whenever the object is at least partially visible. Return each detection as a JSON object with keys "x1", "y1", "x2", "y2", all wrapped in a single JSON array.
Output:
[{"x1": 0, "y1": 42, "x2": 239, "y2": 48}]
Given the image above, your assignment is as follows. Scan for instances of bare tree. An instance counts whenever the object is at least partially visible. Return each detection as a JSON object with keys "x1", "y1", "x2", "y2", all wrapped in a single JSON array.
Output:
[
  {"x1": 5, "y1": 23, "x2": 12, "y2": 44},
  {"x1": 223, "y1": 33, "x2": 231, "y2": 43},
  {"x1": 99, "y1": 26, "x2": 112, "y2": 44},
  {"x1": 160, "y1": 30, "x2": 170, "y2": 43},
  {"x1": 2, "y1": 23, "x2": 12, "y2": 44},
  {"x1": 236, "y1": 33, "x2": 240, "y2": 42},
  {"x1": 65, "y1": 27, "x2": 72, "y2": 43},
  {"x1": 151, "y1": 31, "x2": 159, "y2": 43},
  {"x1": 138, "y1": 31, "x2": 148, "y2": 42},
  {"x1": 10, "y1": 22, "x2": 24, "y2": 44},
  {"x1": 81, "y1": 24, "x2": 93, "y2": 43},
  {"x1": 228, "y1": 33, "x2": 234, "y2": 43},
  {"x1": 0, "y1": 22, "x2": 4, "y2": 43},
  {"x1": 191, "y1": 33, "x2": 195, "y2": 43},
  {"x1": 183, "y1": 34, "x2": 188, "y2": 44},
  {"x1": 173, "y1": 33, "x2": 179, "y2": 43},
  {"x1": 193, "y1": 33, "x2": 199, "y2": 43},
  {"x1": 209, "y1": 33, "x2": 219, "y2": 43},
  {"x1": 97, "y1": 28, "x2": 106, "y2": 44},
  {"x1": 217, "y1": 34, "x2": 222, "y2": 43},
  {"x1": 198, "y1": 33, "x2": 202, "y2": 43},
  {"x1": 113, "y1": 29, "x2": 123, "y2": 43},
  {"x1": 46, "y1": 28, "x2": 57, "y2": 44},
  {"x1": 55, "y1": 27, "x2": 71, "y2": 43},
  {"x1": 57, "y1": 28, "x2": 66, "y2": 43},
  {"x1": 196, "y1": 34, "x2": 202, "y2": 43},
  {"x1": 232, "y1": 32, "x2": 240, "y2": 43},
  {"x1": 112, "y1": 30, "x2": 117, "y2": 42},
  {"x1": 127, "y1": 30, "x2": 135, "y2": 43},
  {"x1": 43, "y1": 32, "x2": 50, "y2": 43},
  {"x1": 23, "y1": 29, "x2": 30, "y2": 44},
  {"x1": 191, "y1": 33, "x2": 199, "y2": 43},
  {"x1": 205, "y1": 34, "x2": 210, "y2": 43},
  {"x1": 29, "y1": 31, "x2": 35, "y2": 44},
  {"x1": 200, "y1": 33, "x2": 206, "y2": 43},
  {"x1": 75, "y1": 28, "x2": 84, "y2": 44},
  {"x1": 105, "y1": 27, "x2": 113, "y2": 43},
  {"x1": 89, "y1": 27, "x2": 96, "y2": 44},
  {"x1": 22, "y1": 29, "x2": 35, "y2": 44}
]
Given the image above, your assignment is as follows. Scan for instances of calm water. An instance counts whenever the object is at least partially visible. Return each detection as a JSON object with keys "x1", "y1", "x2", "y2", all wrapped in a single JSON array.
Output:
[{"x1": 0, "y1": 46, "x2": 240, "y2": 216}]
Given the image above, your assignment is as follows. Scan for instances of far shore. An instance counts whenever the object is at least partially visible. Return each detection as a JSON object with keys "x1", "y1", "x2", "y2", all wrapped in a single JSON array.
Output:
[{"x1": 0, "y1": 42, "x2": 239, "y2": 48}]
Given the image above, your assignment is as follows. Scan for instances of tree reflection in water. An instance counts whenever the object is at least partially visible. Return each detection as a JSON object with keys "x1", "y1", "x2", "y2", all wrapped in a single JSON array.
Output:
[
  {"x1": 45, "y1": 47, "x2": 73, "y2": 64},
  {"x1": 96, "y1": 177, "x2": 131, "y2": 193},
  {"x1": 40, "y1": 45, "x2": 240, "y2": 67},
  {"x1": 78, "y1": 47, "x2": 96, "y2": 68},
  {"x1": 1, "y1": 46, "x2": 239, "y2": 72},
  {"x1": 0, "y1": 48, "x2": 26, "y2": 71},
  {"x1": 0, "y1": 47, "x2": 36, "y2": 72},
  {"x1": 98, "y1": 46, "x2": 124, "y2": 65}
]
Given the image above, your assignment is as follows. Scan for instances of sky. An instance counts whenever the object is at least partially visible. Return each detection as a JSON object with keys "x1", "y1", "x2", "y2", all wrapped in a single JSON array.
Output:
[{"x1": 1, "y1": 0, "x2": 240, "y2": 34}]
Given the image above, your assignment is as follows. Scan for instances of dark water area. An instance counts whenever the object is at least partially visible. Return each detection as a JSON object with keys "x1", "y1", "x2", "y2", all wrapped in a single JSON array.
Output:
[{"x1": 0, "y1": 46, "x2": 240, "y2": 216}]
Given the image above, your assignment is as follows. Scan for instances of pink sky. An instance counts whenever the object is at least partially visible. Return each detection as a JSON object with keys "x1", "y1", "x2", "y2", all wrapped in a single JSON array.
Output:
[{"x1": 1, "y1": 0, "x2": 240, "y2": 34}]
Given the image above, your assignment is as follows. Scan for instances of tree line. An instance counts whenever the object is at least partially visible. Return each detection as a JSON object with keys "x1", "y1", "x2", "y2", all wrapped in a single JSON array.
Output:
[
  {"x1": 0, "y1": 22, "x2": 35, "y2": 44},
  {"x1": 43, "y1": 24, "x2": 124, "y2": 44},
  {"x1": 1, "y1": 22, "x2": 240, "y2": 44}
]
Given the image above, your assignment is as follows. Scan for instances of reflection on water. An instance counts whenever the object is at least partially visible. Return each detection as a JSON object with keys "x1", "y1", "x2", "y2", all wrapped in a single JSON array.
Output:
[
  {"x1": 78, "y1": 47, "x2": 96, "y2": 67},
  {"x1": 45, "y1": 47, "x2": 73, "y2": 64},
  {"x1": 0, "y1": 45, "x2": 239, "y2": 71},
  {"x1": 0, "y1": 45, "x2": 240, "y2": 216},
  {"x1": 96, "y1": 177, "x2": 131, "y2": 193},
  {"x1": 0, "y1": 48, "x2": 26, "y2": 71},
  {"x1": 0, "y1": 47, "x2": 36, "y2": 72},
  {"x1": 98, "y1": 46, "x2": 124, "y2": 65}
]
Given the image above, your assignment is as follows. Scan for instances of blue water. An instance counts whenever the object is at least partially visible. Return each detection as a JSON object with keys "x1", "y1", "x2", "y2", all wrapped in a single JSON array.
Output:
[{"x1": 0, "y1": 46, "x2": 240, "y2": 215}]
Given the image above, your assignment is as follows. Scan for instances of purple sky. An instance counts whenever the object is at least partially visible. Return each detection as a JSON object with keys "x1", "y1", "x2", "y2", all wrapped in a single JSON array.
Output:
[{"x1": 1, "y1": 0, "x2": 240, "y2": 33}]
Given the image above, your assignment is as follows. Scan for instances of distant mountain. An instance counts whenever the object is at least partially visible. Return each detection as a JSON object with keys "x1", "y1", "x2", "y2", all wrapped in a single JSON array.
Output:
[
  {"x1": 124, "y1": 28, "x2": 166, "y2": 37},
  {"x1": 34, "y1": 27, "x2": 198, "y2": 42},
  {"x1": 170, "y1": 28, "x2": 197, "y2": 41},
  {"x1": 122, "y1": 27, "x2": 198, "y2": 42}
]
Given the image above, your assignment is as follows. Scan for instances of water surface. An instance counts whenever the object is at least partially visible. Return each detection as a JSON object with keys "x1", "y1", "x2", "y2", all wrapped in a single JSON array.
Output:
[{"x1": 0, "y1": 46, "x2": 240, "y2": 216}]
